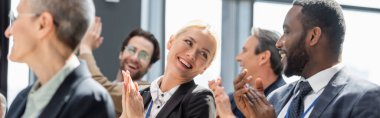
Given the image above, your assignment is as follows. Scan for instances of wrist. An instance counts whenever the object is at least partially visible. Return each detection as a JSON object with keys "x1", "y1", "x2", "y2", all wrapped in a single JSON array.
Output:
[{"x1": 79, "y1": 46, "x2": 92, "y2": 55}]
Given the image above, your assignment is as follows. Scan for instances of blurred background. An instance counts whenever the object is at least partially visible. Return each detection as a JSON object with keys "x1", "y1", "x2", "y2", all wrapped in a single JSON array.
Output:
[{"x1": 1, "y1": 0, "x2": 379, "y2": 109}]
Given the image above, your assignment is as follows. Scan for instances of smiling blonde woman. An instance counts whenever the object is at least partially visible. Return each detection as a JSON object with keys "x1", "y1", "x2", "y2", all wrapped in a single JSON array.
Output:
[{"x1": 120, "y1": 20, "x2": 218, "y2": 118}]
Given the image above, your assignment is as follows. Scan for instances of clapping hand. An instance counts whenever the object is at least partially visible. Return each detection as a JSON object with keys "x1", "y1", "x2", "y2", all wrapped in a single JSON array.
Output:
[{"x1": 120, "y1": 70, "x2": 144, "y2": 118}]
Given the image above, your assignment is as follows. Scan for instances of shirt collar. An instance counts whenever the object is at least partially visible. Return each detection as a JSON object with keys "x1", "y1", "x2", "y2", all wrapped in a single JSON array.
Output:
[
  {"x1": 31, "y1": 55, "x2": 80, "y2": 92},
  {"x1": 150, "y1": 76, "x2": 180, "y2": 102},
  {"x1": 24, "y1": 55, "x2": 80, "y2": 117},
  {"x1": 299, "y1": 63, "x2": 344, "y2": 93},
  {"x1": 264, "y1": 76, "x2": 286, "y2": 96}
]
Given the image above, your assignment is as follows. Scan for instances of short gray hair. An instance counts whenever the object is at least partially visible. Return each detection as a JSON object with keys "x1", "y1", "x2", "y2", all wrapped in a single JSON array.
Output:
[
  {"x1": 27, "y1": 0, "x2": 95, "y2": 50},
  {"x1": 251, "y1": 28, "x2": 283, "y2": 76}
]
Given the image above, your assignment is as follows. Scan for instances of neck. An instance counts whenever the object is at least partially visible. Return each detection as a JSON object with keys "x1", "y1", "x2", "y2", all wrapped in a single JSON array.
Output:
[
  {"x1": 26, "y1": 38, "x2": 73, "y2": 85},
  {"x1": 160, "y1": 70, "x2": 190, "y2": 92},
  {"x1": 302, "y1": 58, "x2": 339, "y2": 79},
  {"x1": 257, "y1": 66, "x2": 278, "y2": 89}
]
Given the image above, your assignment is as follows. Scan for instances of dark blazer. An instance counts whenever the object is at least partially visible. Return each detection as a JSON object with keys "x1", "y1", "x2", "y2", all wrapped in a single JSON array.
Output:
[
  {"x1": 6, "y1": 61, "x2": 115, "y2": 118},
  {"x1": 140, "y1": 80, "x2": 216, "y2": 118},
  {"x1": 268, "y1": 67, "x2": 380, "y2": 118},
  {"x1": 229, "y1": 76, "x2": 286, "y2": 118}
]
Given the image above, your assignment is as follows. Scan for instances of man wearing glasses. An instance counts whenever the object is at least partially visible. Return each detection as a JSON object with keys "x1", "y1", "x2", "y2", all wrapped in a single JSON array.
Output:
[
  {"x1": 79, "y1": 18, "x2": 160, "y2": 116},
  {"x1": 5, "y1": 0, "x2": 115, "y2": 117}
]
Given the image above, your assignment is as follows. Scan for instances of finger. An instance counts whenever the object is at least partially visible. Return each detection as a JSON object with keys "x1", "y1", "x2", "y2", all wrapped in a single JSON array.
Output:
[
  {"x1": 255, "y1": 78, "x2": 265, "y2": 94},
  {"x1": 234, "y1": 76, "x2": 250, "y2": 91},
  {"x1": 233, "y1": 69, "x2": 248, "y2": 87},
  {"x1": 216, "y1": 77, "x2": 222, "y2": 86},
  {"x1": 122, "y1": 81, "x2": 126, "y2": 104},
  {"x1": 246, "y1": 89, "x2": 258, "y2": 106},
  {"x1": 122, "y1": 70, "x2": 132, "y2": 93},
  {"x1": 252, "y1": 87, "x2": 270, "y2": 106},
  {"x1": 94, "y1": 17, "x2": 101, "y2": 35},
  {"x1": 214, "y1": 86, "x2": 226, "y2": 97},
  {"x1": 97, "y1": 37, "x2": 104, "y2": 47},
  {"x1": 243, "y1": 94, "x2": 254, "y2": 107},
  {"x1": 208, "y1": 80, "x2": 216, "y2": 92},
  {"x1": 234, "y1": 87, "x2": 249, "y2": 97},
  {"x1": 134, "y1": 82, "x2": 139, "y2": 92},
  {"x1": 97, "y1": 17, "x2": 102, "y2": 35}
]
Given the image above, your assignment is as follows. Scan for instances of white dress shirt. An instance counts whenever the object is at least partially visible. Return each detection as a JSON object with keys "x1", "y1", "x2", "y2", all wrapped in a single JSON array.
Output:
[
  {"x1": 278, "y1": 63, "x2": 344, "y2": 118},
  {"x1": 22, "y1": 56, "x2": 80, "y2": 118},
  {"x1": 145, "y1": 76, "x2": 180, "y2": 118}
]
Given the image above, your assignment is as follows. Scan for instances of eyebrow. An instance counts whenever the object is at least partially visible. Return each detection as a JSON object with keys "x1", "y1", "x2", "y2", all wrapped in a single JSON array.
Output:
[{"x1": 188, "y1": 36, "x2": 197, "y2": 43}]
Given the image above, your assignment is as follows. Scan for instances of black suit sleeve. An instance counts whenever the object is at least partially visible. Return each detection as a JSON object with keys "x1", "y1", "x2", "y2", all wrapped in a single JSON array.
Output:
[{"x1": 184, "y1": 90, "x2": 216, "y2": 118}]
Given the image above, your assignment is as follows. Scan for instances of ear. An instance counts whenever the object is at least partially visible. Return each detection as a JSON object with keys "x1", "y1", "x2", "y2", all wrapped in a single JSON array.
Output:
[
  {"x1": 167, "y1": 35, "x2": 175, "y2": 50},
  {"x1": 259, "y1": 50, "x2": 270, "y2": 66},
  {"x1": 308, "y1": 27, "x2": 322, "y2": 47},
  {"x1": 37, "y1": 12, "x2": 55, "y2": 39}
]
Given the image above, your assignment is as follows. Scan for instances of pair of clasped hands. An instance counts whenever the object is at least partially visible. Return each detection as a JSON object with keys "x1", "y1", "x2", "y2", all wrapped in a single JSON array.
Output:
[
  {"x1": 208, "y1": 69, "x2": 276, "y2": 118},
  {"x1": 120, "y1": 70, "x2": 144, "y2": 118}
]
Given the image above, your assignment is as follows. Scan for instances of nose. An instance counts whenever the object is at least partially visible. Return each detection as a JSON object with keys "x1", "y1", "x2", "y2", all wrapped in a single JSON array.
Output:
[
  {"x1": 235, "y1": 53, "x2": 242, "y2": 62},
  {"x1": 4, "y1": 25, "x2": 11, "y2": 38},
  {"x1": 185, "y1": 49, "x2": 196, "y2": 61},
  {"x1": 130, "y1": 52, "x2": 140, "y2": 63},
  {"x1": 276, "y1": 35, "x2": 284, "y2": 49}
]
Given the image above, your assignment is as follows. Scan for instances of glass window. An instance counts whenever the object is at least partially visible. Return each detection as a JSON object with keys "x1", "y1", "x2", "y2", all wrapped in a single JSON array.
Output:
[{"x1": 165, "y1": 0, "x2": 222, "y2": 88}]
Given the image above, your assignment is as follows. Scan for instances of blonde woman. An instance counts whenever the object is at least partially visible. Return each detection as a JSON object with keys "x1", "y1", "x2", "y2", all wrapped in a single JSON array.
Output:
[{"x1": 121, "y1": 21, "x2": 218, "y2": 118}]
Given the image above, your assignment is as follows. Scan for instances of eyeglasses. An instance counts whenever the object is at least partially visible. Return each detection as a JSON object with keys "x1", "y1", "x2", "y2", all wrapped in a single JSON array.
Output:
[
  {"x1": 124, "y1": 45, "x2": 150, "y2": 62},
  {"x1": 8, "y1": 11, "x2": 58, "y2": 27},
  {"x1": 8, "y1": 11, "x2": 38, "y2": 26}
]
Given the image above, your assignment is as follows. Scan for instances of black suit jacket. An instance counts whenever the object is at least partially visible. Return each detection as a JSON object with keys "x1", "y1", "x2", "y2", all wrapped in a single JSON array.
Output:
[
  {"x1": 6, "y1": 61, "x2": 115, "y2": 118},
  {"x1": 140, "y1": 80, "x2": 216, "y2": 118},
  {"x1": 268, "y1": 67, "x2": 380, "y2": 118}
]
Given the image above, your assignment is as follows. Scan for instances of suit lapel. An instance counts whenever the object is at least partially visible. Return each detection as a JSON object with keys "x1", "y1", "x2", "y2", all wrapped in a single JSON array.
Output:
[
  {"x1": 38, "y1": 62, "x2": 89, "y2": 117},
  {"x1": 275, "y1": 82, "x2": 297, "y2": 115},
  {"x1": 309, "y1": 68, "x2": 349, "y2": 118},
  {"x1": 141, "y1": 87, "x2": 152, "y2": 109},
  {"x1": 156, "y1": 80, "x2": 196, "y2": 118},
  {"x1": 8, "y1": 86, "x2": 32, "y2": 118}
]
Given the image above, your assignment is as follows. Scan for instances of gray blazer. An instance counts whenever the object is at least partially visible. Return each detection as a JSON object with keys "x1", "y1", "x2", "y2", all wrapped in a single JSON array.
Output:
[{"x1": 268, "y1": 67, "x2": 380, "y2": 118}]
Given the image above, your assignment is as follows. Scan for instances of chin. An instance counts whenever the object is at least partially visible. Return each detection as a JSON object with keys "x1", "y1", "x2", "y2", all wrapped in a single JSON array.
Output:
[{"x1": 8, "y1": 53, "x2": 23, "y2": 62}]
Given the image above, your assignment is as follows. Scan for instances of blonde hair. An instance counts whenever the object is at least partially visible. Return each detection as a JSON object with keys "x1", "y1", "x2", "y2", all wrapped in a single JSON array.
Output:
[{"x1": 173, "y1": 20, "x2": 219, "y2": 62}]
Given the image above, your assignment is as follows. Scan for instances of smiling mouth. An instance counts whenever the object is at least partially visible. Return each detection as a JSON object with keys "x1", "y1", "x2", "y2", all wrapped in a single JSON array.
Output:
[
  {"x1": 178, "y1": 57, "x2": 193, "y2": 69},
  {"x1": 125, "y1": 63, "x2": 138, "y2": 71}
]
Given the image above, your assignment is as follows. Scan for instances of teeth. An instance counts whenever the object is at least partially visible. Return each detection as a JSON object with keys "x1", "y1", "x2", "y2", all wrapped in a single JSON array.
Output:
[{"x1": 179, "y1": 58, "x2": 191, "y2": 68}]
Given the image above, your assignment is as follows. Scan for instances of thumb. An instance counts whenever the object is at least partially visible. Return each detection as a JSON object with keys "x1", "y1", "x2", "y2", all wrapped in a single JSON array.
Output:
[{"x1": 255, "y1": 78, "x2": 265, "y2": 94}]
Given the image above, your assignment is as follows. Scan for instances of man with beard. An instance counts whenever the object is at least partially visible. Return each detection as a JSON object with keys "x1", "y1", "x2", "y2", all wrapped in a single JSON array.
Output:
[
  {"x1": 233, "y1": 0, "x2": 380, "y2": 118},
  {"x1": 79, "y1": 18, "x2": 160, "y2": 116}
]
